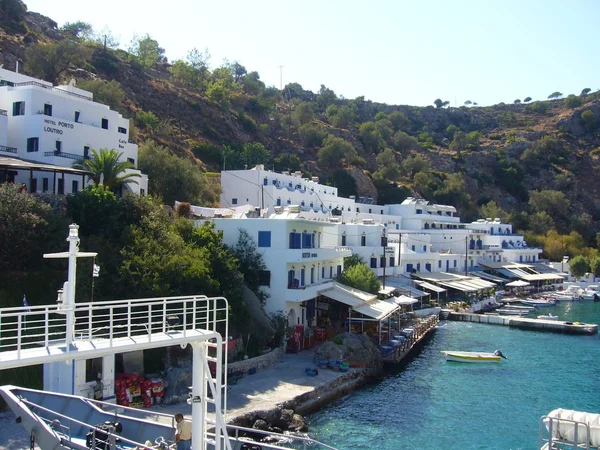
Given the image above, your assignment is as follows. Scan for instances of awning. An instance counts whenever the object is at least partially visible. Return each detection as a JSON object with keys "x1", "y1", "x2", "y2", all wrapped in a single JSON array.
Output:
[
  {"x1": 353, "y1": 298, "x2": 400, "y2": 320},
  {"x1": 394, "y1": 295, "x2": 419, "y2": 305},
  {"x1": 383, "y1": 279, "x2": 430, "y2": 297},
  {"x1": 378, "y1": 286, "x2": 396, "y2": 296},
  {"x1": 414, "y1": 280, "x2": 446, "y2": 293},
  {"x1": 437, "y1": 281, "x2": 478, "y2": 292},
  {"x1": 471, "y1": 272, "x2": 508, "y2": 283},
  {"x1": 395, "y1": 285, "x2": 429, "y2": 297},
  {"x1": 506, "y1": 280, "x2": 530, "y2": 287},
  {"x1": 319, "y1": 282, "x2": 376, "y2": 307}
]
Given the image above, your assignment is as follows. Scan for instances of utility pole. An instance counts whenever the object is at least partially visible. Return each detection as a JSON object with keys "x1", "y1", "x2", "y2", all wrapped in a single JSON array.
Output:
[
  {"x1": 398, "y1": 233, "x2": 402, "y2": 275},
  {"x1": 278, "y1": 65, "x2": 284, "y2": 91},
  {"x1": 382, "y1": 228, "x2": 388, "y2": 289},
  {"x1": 465, "y1": 236, "x2": 468, "y2": 276}
]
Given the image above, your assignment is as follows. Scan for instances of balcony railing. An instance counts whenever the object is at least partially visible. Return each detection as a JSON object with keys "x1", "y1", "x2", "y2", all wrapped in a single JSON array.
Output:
[
  {"x1": 0, "y1": 145, "x2": 17, "y2": 154},
  {"x1": 6, "y1": 80, "x2": 92, "y2": 101},
  {"x1": 44, "y1": 150, "x2": 85, "y2": 160}
]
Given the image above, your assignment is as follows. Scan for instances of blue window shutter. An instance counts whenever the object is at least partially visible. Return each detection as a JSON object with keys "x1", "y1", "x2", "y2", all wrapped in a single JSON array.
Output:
[{"x1": 258, "y1": 231, "x2": 271, "y2": 247}]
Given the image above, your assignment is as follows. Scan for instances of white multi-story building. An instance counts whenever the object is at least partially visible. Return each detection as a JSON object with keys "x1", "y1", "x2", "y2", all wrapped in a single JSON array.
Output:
[
  {"x1": 0, "y1": 67, "x2": 147, "y2": 195},
  {"x1": 211, "y1": 209, "x2": 352, "y2": 327},
  {"x1": 220, "y1": 166, "x2": 541, "y2": 276}
]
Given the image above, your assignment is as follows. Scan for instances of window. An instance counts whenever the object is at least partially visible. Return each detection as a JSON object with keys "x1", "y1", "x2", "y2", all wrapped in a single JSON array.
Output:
[
  {"x1": 417, "y1": 263, "x2": 421, "y2": 272},
  {"x1": 380, "y1": 256, "x2": 386, "y2": 268},
  {"x1": 26, "y1": 137, "x2": 39, "y2": 153},
  {"x1": 369, "y1": 208, "x2": 372, "y2": 213},
  {"x1": 406, "y1": 263, "x2": 414, "y2": 273},
  {"x1": 389, "y1": 257, "x2": 395, "y2": 267},
  {"x1": 337, "y1": 265, "x2": 342, "y2": 276},
  {"x1": 232, "y1": 198, "x2": 238, "y2": 205},
  {"x1": 140, "y1": 189, "x2": 145, "y2": 196},
  {"x1": 127, "y1": 157, "x2": 135, "y2": 165},
  {"x1": 101, "y1": 118, "x2": 109, "y2": 129},
  {"x1": 57, "y1": 178, "x2": 64, "y2": 194},
  {"x1": 263, "y1": 177, "x2": 268, "y2": 186},
  {"x1": 438, "y1": 260, "x2": 442, "y2": 268},
  {"x1": 42, "y1": 178, "x2": 49, "y2": 192},
  {"x1": 43, "y1": 103, "x2": 52, "y2": 116},
  {"x1": 258, "y1": 231, "x2": 271, "y2": 247},
  {"x1": 411, "y1": 245, "x2": 415, "y2": 251},
  {"x1": 302, "y1": 232, "x2": 312, "y2": 249},
  {"x1": 74, "y1": 111, "x2": 81, "y2": 122},
  {"x1": 12, "y1": 101, "x2": 25, "y2": 116},
  {"x1": 322, "y1": 267, "x2": 325, "y2": 278},
  {"x1": 300, "y1": 269, "x2": 305, "y2": 286},
  {"x1": 118, "y1": 126, "x2": 127, "y2": 134},
  {"x1": 356, "y1": 208, "x2": 359, "y2": 213},
  {"x1": 341, "y1": 235, "x2": 346, "y2": 246},
  {"x1": 361, "y1": 235, "x2": 366, "y2": 246},
  {"x1": 276, "y1": 198, "x2": 281, "y2": 206},
  {"x1": 86, "y1": 357, "x2": 103, "y2": 382},
  {"x1": 29, "y1": 178, "x2": 37, "y2": 193},
  {"x1": 84, "y1": 146, "x2": 90, "y2": 159},
  {"x1": 72, "y1": 180, "x2": 79, "y2": 193},
  {"x1": 55, "y1": 141, "x2": 62, "y2": 153},
  {"x1": 258, "y1": 270, "x2": 271, "y2": 287},
  {"x1": 329, "y1": 266, "x2": 333, "y2": 278},
  {"x1": 289, "y1": 232, "x2": 301, "y2": 249},
  {"x1": 423, "y1": 245, "x2": 427, "y2": 252},
  {"x1": 310, "y1": 268, "x2": 315, "y2": 284},
  {"x1": 453, "y1": 260, "x2": 457, "y2": 268},
  {"x1": 370, "y1": 258, "x2": 377, "y2": 268}
]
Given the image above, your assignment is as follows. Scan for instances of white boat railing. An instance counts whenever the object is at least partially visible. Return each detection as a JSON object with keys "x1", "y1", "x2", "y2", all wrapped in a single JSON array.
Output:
[
  {"x1": 540, "y1": 414, "x2": 592, "y2": 449},
  {"x1": 0, "y1": 295, "x2": 229, "y2": 361}
]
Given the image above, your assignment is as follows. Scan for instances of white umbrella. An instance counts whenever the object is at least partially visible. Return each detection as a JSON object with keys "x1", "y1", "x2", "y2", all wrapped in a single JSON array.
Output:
[{"x1": 506, "y1": 280, "x2": 530, "y2": 287}]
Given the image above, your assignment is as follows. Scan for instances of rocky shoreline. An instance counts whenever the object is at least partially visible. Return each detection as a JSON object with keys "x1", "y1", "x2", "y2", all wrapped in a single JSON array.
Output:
[{"x1": 229, "y1": 366, "x2": 382, "y2": 433}]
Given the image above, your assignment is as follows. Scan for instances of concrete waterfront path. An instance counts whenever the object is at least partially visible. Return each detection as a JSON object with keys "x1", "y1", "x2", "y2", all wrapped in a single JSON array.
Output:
[{"x1": 157, "y1": 349, "x2": 363, "y2": 422}]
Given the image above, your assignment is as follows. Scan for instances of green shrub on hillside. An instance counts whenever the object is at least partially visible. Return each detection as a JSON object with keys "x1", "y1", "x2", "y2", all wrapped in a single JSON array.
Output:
[
  {"x1": 524, "y1": 101, "x2": 549, "y2": 114},
  {"x1": 565, "y1": 95, "x2": 583, "y2": 109},
  {"x1": 135, "y1": 110, "x2": 160, "y2": 129}
]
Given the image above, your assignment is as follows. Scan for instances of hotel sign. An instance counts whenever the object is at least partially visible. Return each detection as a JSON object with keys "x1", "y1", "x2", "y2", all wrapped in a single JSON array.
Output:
[
  {"x1": 44, "y1": 118, "x2": 75, "y2": 135},
  {"x1": 302, "y1": 252, "x2": 318, "y2": 258}
]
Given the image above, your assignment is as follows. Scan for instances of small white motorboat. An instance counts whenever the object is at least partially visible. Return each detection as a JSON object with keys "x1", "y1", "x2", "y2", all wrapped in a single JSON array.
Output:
[
  {"x1": 537, "y1": 313, "x2": 558, "y2": 321},
  {"x1": 521, "y1": 298, "x2": 557, "y2": 307},
  {"x1": 441, "y1": 350, "x2": 507, "y2": 363},
  {"x1": 494, "y1": 308, "x2": 528, "y2": 316}
]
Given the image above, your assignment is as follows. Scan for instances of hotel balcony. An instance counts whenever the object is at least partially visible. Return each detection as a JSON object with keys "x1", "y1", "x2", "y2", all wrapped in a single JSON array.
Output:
[
  {"x1": 0, "y1": 145, "x2": 18, "y2": 154},
  {"x1": 285, "y1": 280, "x2": 334, "y2": 303}
]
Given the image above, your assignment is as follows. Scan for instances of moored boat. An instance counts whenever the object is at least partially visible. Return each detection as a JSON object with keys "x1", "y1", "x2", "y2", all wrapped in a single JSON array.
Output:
[
  {"x1": 537, "y1": 313, "x2": 559, "y2": 321},
  {"x1": 441, "y1": 350, "x2": 507, "y2": 363}
]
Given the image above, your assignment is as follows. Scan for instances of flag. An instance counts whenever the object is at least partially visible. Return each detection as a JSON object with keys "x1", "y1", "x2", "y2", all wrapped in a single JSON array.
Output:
[
  {"x1": 93, "y1": 264, "x2": 100, "y2": 278},
  {"x1": 22, "y1": 294, "x2": 31, "y2": 312},
  {"x1": 23, "y1": 294, "x2": 30, "y2": 332}
]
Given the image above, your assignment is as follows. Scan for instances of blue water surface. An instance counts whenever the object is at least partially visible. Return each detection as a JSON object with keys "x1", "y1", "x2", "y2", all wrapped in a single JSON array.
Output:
[{"x1": 308, "y1": 301, "x2": 600, "y2": 450}]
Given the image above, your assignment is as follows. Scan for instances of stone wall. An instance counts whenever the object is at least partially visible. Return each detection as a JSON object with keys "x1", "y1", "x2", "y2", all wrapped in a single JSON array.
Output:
[{"x1": 227, "y1": 347, "x2": 283, "y2": 379}]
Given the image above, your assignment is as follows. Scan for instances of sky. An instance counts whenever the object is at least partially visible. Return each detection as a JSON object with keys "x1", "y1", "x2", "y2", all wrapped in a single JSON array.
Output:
[{"x1": 22, "y1": 0, "x2": 600, "y2": 107}]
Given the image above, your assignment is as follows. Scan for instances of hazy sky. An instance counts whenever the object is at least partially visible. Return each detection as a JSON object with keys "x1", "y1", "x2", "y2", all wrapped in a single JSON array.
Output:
[{"x1": 22, "y1": 0, "x2": 600, "y2": 107}]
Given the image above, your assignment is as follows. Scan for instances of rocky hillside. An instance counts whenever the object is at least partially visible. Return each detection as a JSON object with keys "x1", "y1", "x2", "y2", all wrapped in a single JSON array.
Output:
[{"x1": 2, "y1": 2, "x2": 600, "y2": 251}]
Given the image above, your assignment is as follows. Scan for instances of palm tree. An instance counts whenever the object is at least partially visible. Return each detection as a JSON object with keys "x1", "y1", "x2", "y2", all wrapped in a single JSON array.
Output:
[{"x1": 73, "y1": 148, "x2": 141, "y2": 189}]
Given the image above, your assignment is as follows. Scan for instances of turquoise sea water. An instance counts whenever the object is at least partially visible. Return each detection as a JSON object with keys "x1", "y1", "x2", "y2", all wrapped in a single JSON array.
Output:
[{"x1": 308, "y1": 302, "x2": 600, "y2": 450}]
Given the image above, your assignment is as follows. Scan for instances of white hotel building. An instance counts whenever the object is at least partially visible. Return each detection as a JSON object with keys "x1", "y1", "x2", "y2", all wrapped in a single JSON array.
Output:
[
  {"x1": 0, "y1": 67, "x2": 147, "y2": 195},
  {"x1": 220, "y1": 166, "x2": 542, "y2": 275},
  {"x1": 177, "y1": 165, "x2": 553, "y2": 327}
]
